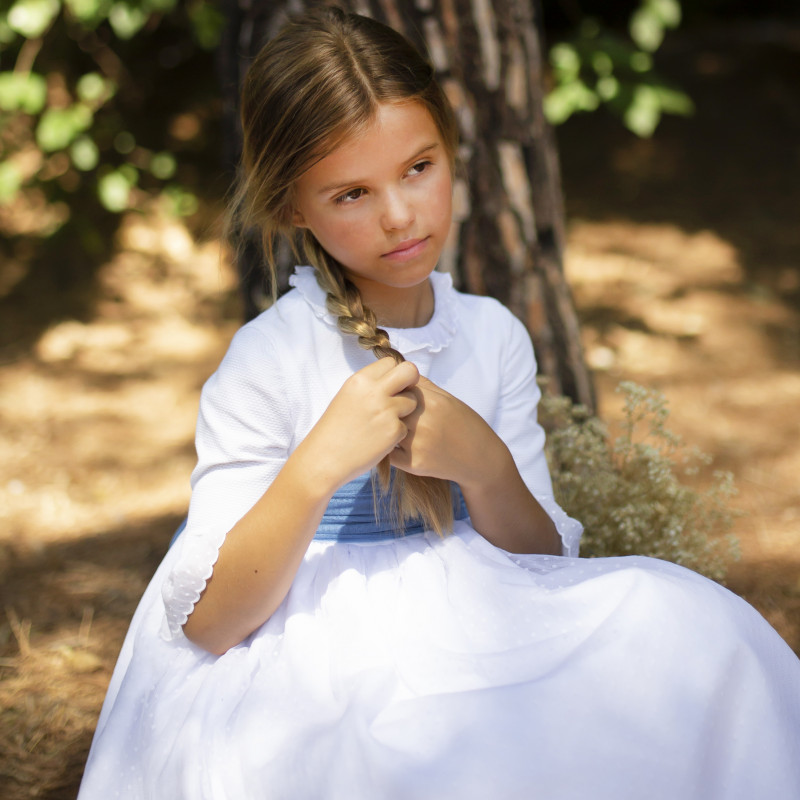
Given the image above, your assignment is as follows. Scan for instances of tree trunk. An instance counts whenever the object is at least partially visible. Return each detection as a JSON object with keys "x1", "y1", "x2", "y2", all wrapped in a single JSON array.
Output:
[{"x1": 220, "y1": 0, "x2": 595, "y2": 411}]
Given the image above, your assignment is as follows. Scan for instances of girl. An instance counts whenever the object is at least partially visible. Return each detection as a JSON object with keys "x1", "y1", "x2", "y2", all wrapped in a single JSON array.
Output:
[{"x1": 80, "y1": 8, "x2": 800, "y2": 799}]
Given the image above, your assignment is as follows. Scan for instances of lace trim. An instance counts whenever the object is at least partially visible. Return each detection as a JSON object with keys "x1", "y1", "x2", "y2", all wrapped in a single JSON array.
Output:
[
  {"x1": 534, "y1": 494, "x2": 583, "y2": 558},
  {"x1": 288, "y1": 266, "x2": 459, "y2": 354},
  {"x1": 160, "y1": 530, "x2": 225, "y2": 641}
]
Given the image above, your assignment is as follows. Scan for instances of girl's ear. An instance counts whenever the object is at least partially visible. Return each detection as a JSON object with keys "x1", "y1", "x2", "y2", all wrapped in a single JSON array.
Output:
[{"x1": 292, "y1": 208, "x2": 308, "y2": 228}]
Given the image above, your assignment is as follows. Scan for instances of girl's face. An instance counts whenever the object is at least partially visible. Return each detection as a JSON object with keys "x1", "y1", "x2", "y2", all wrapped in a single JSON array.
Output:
[{"x1": 292, "y1": 101, "x2": 453, "y2": 302}]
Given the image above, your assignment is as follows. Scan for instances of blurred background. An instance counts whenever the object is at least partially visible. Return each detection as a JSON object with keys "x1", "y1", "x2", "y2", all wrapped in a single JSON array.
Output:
[{"x1": 0, "y1": 0, "x2": 798, "y2": 795}]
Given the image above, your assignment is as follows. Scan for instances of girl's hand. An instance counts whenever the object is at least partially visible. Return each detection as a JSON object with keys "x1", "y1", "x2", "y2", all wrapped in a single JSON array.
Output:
[
  {"x1": 390, "y1": 377, "x2": 562, "y2": 554},
  {"x1": 299, "y1": 357, "x2": 420, "y2": 491},
  {"x1": 389, "y1": 376, "x2": 504, "y2": 490}
]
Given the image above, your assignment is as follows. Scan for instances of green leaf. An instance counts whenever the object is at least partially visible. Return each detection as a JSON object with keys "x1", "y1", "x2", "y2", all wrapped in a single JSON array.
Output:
[
  {"x1": 0, "y1": 70, "x2": 47, "y2": 113},
  {"x1": 108, "y1": 1, "x2": 147, "y2": 39},
  {"x1": 7, "y1": 0, "x2": 60, "y2": 38},
  {"x1": 36, "y1": 104, "x2": 93, "y2": 151},
  {"x1": 597, "y1": 76, "x2": 620, "y2": 101},
  {"x1": 655, "y1": 86, "x2": 694, "y2": 115},
  {"x1": 64, "y1": 0, "x2": 110, "y2": 25},
  {"x1": 149, "y1": 151, "x2": 176, "y2": 180},
  {"x1": 550, "y1": 43, "x2": 581, "y2": 81},
  {"x1": 0, "y1": 160, "x2": 23, "y2": 203},
  {"x1": 630, "y1": 51, "x2": 653, "y2": 73},
  {"x1": 97, "y1": 166, "x2": 136, "y2": 212},
  {"x1": 591, "y1": 51, "x2": 613, "y2": 77},
  {"x1": 70, "y1": 135, "x2": 99, "y2": 170},
  {"x1": 544, "y1": 81, "x2": 599, "y2": 126},
  {"x1": 118, "y1": 162, "x2": 137, "y2": 183},
  {"x1": 0, "y1": 18, "x2": 18, "y2": 44},
  {"x1": 76, "y1": 71, "x2": 114, "y2": 103},
  {"x1": 189, "y1": 0, "x2": 224, "y2": 50},
  {"x1": 649, "y1": 0, "x2": 681, "y2": 28},
  {"x1": 629, "y1": 7, "x2": 665, "y2": 53},
  {"x1": 624, "y1": 85, "x2": 662, "y2": 137},
  {"x1": 113, "y1": 129, "x2": 135, "y2": 154},
  {"x1": 144, "y1": 0, "x2": 176, "y2": 12},
  {"x1": 162, "y1": 184, "x2": 198, "y2": 217},
  {"x1": 579, "y1": 18, "x2": 600, "y2": 39}
]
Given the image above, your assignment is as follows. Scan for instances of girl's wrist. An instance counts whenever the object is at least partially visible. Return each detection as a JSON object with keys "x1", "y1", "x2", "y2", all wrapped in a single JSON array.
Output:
[{"x1": 285, "y1": 440, "x2": 343, "y2": 504}]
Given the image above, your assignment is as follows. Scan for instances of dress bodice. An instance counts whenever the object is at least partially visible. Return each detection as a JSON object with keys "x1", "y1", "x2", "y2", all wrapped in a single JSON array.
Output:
[{"x1": 314, "y1": 471, "x2": 468, "y2": 541}]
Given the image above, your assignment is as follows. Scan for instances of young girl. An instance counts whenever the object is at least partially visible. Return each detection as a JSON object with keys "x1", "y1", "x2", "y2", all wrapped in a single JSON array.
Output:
[{"x1": 80, "y1": 8, "x2": 800, "y2": 798}]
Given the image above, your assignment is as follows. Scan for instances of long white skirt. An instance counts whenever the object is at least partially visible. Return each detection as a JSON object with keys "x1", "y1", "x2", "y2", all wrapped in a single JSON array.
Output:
[{"x1": 79, "y1": 523, "x2": 800, "y2": 799}]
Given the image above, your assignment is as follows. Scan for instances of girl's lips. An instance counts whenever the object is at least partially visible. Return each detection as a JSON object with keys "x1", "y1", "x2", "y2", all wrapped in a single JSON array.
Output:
[{"x1": 382, "y1": 237, "x2": 428, "y2": 261}]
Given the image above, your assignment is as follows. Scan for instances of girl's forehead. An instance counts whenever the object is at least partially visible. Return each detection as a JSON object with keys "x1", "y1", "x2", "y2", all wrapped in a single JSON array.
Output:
[{"x1": 304, "y1": 101, "x2": 443, "y2": 185}]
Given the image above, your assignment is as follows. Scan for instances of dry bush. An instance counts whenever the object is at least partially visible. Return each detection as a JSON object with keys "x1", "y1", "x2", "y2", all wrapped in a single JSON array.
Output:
[{"x1": 540, "y1": 380, "x2": 740, "y2": 581}]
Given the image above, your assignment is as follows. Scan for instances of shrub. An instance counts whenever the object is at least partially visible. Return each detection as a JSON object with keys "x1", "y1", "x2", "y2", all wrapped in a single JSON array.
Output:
[{"x1": 540, "y1": 380, "x2": 739, "y2": 581}]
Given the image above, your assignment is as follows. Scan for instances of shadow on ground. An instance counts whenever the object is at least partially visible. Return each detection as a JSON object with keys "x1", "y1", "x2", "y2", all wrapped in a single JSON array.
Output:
[{"x1": 558, "y1": 22, "x2": 800, "y2": 361}]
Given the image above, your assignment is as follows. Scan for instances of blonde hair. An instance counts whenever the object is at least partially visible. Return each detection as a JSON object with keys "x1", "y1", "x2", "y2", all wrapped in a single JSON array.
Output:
[{"x1": 231, "y1": 7, "x2": 460, "y2": 535}]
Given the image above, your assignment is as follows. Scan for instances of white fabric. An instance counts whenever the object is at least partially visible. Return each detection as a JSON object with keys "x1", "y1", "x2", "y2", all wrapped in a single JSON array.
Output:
[
  {"x1": 79, "y1": 268, "x2": 800, "y2": 799},
  {"x1": 161, "y1": 266, "x2": 582, "y2": 639}
]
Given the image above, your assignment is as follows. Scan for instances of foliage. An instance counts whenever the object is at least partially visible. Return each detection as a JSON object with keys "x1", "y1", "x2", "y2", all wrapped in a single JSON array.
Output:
[
  {"x1": 0, "y1": 0, "x2": 224, "y2": 227},
  {"x1": 540, "y1": 380, "x2": 739, "y2": 581},
  {"x1": 0, "y1": 0, "x2": 697, "y2": 245},
  {"x1": 545, "y1": 0, "x2": 694, "y2": 136}
]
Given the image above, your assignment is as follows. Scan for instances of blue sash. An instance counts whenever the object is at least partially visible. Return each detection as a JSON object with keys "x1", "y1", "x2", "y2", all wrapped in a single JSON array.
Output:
[
  {"x1": 313, "y1": 471, "x2": 467, "y2": 542},
  {"x1": 170, "y1": 471, "x2": 467, "y2": 546}
]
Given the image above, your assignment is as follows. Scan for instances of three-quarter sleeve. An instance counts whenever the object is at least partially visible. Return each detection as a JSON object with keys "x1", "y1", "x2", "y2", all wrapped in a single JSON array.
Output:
[
  {"x1": 161, "y1": 325, "x2": 294, "y2": 639},
  {"x1": 492, "y1": 313, "x2": 583, "y2": 557}
]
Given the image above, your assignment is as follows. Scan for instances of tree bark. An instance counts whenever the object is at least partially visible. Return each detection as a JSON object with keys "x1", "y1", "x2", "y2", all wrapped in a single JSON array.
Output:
[{"x1": 220, "y1": 0, "x2": 595, "y2": 411}]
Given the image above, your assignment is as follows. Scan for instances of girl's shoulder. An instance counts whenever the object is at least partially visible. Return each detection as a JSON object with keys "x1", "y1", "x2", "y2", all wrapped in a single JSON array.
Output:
[
  {"x1": 230, "y1": 280, "x2": 322, "y2": 350},
  {"x1": 208, "y1": 287, "x2": 319, "y2": 387},
  {"x1": 453, "y1": 287, "x2": 520, "y2": 326},
  {"x1": 450, "y1": 285, "x2": 531, "y2": 350}
]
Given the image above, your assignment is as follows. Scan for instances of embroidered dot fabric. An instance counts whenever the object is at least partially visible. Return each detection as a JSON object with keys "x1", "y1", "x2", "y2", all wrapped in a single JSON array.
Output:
[{"x1": 79, "y1": 268, "x2": 800, "y2": 799}]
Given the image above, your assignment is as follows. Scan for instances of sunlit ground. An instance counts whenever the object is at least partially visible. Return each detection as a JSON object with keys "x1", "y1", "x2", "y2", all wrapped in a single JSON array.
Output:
[{"x1": 0, "y1": 212, "x2": 238, "y2": 548}]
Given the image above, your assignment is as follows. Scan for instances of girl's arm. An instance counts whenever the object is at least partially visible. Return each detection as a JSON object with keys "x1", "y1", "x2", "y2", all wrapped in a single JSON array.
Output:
[
  {"x1": 390, "y1": 378, "x2": 562, "y2": 555},
  {"x1": 183, "y1": 357, "x2": 419, "y2": 655}
]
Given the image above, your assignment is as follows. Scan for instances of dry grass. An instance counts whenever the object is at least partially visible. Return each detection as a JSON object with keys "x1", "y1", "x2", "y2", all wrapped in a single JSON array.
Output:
[{"x1": 0, "y1": 607, "x2": 105, "y2": 797}]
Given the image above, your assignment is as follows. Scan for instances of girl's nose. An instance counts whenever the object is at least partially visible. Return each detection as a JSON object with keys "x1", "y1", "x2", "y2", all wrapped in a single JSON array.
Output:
[{"x1": 380, "y1": 189, "x2": 414, "y2": 231}]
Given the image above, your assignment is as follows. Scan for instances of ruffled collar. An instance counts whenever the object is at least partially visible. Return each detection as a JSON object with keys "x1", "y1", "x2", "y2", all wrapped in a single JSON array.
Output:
[{"x1": 288, "y1": 266, "x2": 459, "y2": 354}]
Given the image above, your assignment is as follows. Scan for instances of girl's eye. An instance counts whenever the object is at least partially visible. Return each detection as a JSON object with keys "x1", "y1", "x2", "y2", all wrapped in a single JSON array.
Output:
[
  {"x1": 334, "y1": 188, "x2": 365, "y2": 205},
  {"x1": 407, "y1": 160, "x2": 432, "y2": 176}
]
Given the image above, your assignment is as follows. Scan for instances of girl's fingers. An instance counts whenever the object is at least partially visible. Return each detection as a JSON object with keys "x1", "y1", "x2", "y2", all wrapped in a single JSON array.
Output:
[
  {"x1": 360, "y1": 356, "x2": 399, "y2": 377},
  {"x1": 392, "y1": 390, "x2": 418, "y2": 418},
  {"x1": 379, "y1": 360, "x2": 419, "y2": 395},
  {"x1": 388, "y1": 447, "x2": 409, "y2": 470},
  {"x1": 349, "y1": 358, "x2": 418, "y2": 397}
]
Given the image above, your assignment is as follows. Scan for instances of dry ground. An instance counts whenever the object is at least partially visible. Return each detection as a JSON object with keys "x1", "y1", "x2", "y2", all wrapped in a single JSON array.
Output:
[{"x1": 1, "y1": 21, "x2": 798, "y2": 800}]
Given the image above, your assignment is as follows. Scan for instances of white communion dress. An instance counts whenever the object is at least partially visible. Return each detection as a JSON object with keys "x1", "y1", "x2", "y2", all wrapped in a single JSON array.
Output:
[{"x1": 79, "y1": 268, "x2": 800, "y2": 799}]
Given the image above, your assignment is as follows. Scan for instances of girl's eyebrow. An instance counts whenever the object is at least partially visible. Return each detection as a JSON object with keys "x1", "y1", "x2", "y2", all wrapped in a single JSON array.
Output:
[{"x1": 317, "y1": 142, "x2": 440, "y2": 196}]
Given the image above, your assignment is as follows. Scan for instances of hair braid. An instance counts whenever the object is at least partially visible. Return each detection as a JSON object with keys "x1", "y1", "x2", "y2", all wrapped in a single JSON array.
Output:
[{"x1": 303, "y1": 233, "x2": 455, "y2": 536}]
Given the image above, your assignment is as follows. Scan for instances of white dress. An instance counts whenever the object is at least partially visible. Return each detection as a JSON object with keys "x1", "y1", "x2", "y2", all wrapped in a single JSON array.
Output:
[{"x1": 79, "y1": 268, "x2": 800, "y2": 800}]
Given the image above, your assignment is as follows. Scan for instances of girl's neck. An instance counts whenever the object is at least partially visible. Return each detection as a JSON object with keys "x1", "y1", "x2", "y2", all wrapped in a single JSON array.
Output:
[{"x1": 347, "y1": 275, "x2": 435, "y2": 329}]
